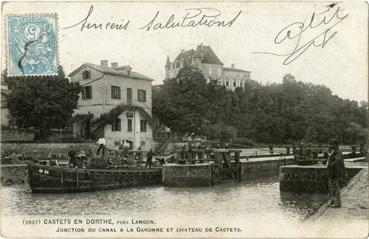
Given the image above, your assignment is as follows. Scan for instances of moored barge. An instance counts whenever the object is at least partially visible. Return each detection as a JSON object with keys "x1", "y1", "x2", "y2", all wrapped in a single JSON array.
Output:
[{"x1": 26, "y1": 162, "x2": 162, "y2": 193}]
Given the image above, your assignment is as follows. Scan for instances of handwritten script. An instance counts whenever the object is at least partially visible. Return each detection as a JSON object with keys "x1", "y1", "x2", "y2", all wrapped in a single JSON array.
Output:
[
  {"x1": 140, "y1": 8, "x2": 241, "y2": 31},
  {"x1": 61, "y1": 6, "x2": 241, "y2": 32},
  {"x1": 253, "y1": 3, "x2": 349, "y2": 65}
]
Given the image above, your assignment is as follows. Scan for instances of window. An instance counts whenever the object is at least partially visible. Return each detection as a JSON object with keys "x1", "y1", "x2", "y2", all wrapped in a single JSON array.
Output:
[
  {"x1": 140, "y1": 120, "x2": 147, "y2": 132},
  {"x1": 127, "y1": 88, "x2": 132, "y2": 104},
  {"x1": 127, "y1": 119, "x2": 132, "y2": 132},
  {"x1": 81, "y1": 86, "x2": 92, "y2": 99},
  {"x1": 138, "y1": 89, "x2": 146, "y2": 102},
  {"x1": 226, "y1": 81, "x2": 229, "y2": 87},
  {"x1": 233, "y1": 81, "x2": 236, "y2": 87},
  {"x1": 112, "y1": 118, "x2": 121, "y2": 131},
  {"x1": 111, "y1": 86, "x2": 121, "y2": 99},
  {"x1": 82, "y1": 70, "x2": 91, "y2": 80}
]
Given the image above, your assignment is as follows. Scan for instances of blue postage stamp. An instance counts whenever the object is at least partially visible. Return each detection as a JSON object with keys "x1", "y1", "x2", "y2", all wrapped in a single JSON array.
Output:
[{"x1": 7, "y1": 14, "x2": 58, "y2": 76}]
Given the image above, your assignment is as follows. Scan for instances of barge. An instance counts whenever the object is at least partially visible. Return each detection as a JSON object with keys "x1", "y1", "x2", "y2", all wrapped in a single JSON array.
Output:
[{"x1": 26, "y1": 163, "x2": 162, "y2": 193}]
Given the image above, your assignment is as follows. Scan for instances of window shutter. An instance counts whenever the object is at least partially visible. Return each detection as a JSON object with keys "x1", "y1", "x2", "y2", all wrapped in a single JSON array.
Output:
[{"x1": 81, "y1": 88, "x2": 86, "y2": 99}]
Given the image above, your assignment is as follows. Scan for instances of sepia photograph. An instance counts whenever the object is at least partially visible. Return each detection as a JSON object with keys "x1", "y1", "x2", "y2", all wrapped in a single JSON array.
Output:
[{"x1": 0, "y1": 1, "x2": 368, "y2": 238}]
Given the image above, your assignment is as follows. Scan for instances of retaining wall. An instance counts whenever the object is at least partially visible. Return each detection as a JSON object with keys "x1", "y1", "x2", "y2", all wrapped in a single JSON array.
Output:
[
  {"x1": 240, "y1": 157, "x2": 295, "y2": 180},
  {"x1": 162, "y1": 163, "x2": 214, "y2": 187},
  {"x1": 279, "y1": 165, "x2": 363, "y2": 193}
]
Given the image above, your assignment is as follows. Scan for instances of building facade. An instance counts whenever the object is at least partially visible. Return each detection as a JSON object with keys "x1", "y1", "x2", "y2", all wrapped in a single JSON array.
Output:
[
  {"x1": 1, "y1": 85, "x2": 10, "y2": 127},
  {"x1": 165, "y1": 44, "x2": 252, "y2": 90},
  {"x1": 70, "y1": 60, "x2": 154, "y2": 151}
]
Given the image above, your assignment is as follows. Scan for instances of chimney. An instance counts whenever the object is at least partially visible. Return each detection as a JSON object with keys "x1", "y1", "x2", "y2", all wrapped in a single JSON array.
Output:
[
  {"x1": 100, "y1": 60, "x2": 108, "y2": 68},
  {"x1": 116, "y1": 66, "x2": 132, "y2": 75},
  {"x1": 231, "y1": 64, "x2": 235, "y2": 68},
  {"x1": 126, "y1": 66, "x2": 132, "y2": 75},
  {"x1": 111, "y1": 62, "x2": 118, "y2": 68}
]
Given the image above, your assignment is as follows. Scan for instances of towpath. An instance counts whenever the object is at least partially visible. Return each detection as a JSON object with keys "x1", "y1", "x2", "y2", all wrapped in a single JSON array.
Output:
[{"x1": 306, "y1": 167, "x2": 368, "y2": 237}]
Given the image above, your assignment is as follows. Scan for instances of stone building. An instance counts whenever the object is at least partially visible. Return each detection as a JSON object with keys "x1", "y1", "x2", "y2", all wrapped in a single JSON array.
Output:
[
  {"x1": 69, "y1": 60, "x2": 154, "y2": 150},
  {"x1": 165, "y1": 44, "x2": 252, "y2": 90}
]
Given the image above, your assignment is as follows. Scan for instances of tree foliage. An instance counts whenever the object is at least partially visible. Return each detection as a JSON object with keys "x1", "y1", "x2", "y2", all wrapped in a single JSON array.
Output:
[
  {"x1": 153, "y1": 67, "x2": 368, "y2": 145},
  {"x1": 5, "y1": 66, "x2": 80, "y2": 140}
]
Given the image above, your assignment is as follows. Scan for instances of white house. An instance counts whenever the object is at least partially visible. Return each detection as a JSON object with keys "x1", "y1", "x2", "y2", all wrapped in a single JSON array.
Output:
[{"x1": 69, "y1": 60, "x2": 154, "y2": 151}]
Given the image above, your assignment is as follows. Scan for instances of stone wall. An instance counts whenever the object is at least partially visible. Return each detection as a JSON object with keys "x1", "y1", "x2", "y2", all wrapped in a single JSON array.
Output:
[
  {"x1": 162, "y1": 163, "x2": 214, "y2": 187},
  {"x1": 279, "y1": 165, "x2": 363, "y2": 193},
  {"x1": 240, "y1": 157, "x2": 295, "y2": 180}
]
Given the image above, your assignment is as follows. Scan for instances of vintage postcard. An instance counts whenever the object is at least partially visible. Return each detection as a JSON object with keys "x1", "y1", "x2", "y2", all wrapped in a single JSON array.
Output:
[{"x1": 0, "y1": 1, "x2": 368, "y2": 238}]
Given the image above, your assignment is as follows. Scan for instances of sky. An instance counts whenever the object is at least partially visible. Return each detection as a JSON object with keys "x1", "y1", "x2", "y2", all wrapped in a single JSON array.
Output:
[{"x1": 2, "y1": 1, "x2": 368, "y2": 102}]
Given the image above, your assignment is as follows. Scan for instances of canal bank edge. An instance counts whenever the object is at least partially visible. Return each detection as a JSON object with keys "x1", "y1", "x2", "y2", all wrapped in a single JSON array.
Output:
[{"x1": 306, "y1": 167, "x2": 368, "y2": 223}]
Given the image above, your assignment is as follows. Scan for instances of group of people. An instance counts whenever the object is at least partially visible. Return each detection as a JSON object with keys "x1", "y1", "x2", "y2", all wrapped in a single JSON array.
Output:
[{"x1": 99, "y1": 137, "x2": 157, "y2": 168}]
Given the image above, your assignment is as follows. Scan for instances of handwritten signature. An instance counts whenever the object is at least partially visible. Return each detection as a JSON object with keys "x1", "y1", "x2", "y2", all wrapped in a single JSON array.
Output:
[{"x1": 253, "y1": 3, "x2": 349, "y2": 65}]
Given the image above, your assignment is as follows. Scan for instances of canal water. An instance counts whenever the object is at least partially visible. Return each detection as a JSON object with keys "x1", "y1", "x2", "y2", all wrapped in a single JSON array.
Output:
[{"x1": 1, "y1": 176, "x2": 328, "y2": 223}]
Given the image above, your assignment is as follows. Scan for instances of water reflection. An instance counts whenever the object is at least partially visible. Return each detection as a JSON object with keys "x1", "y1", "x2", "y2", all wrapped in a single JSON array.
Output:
[{"x1": 1, "y1": 177, "x2": 328, "y2": 222}]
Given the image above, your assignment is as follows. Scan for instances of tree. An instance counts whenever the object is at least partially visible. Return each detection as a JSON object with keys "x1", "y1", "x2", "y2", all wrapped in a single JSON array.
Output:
[
  {"x1": 153, "y1": 66, "x2": 211, "y2": 135},
  {"x1": 5, "y1": 66, "x2": 80, "y2": 140},
  {"x1": 153, "y1": 71, "x2": 368, "y2": 145}
]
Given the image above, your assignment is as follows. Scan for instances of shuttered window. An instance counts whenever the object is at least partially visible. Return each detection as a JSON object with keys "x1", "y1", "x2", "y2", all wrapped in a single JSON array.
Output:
[
  {"x1": 138, "y1": 89, "x2": 146, "y2": 102},
  {"x1": 112, "y1": 118, "x2": 121, "y2": 131},
  {"x1": 82, "y1": 70, "x2": 91, "y2": 80},
  {"x1": 81, "y1": 86, "x2": 92, "y2": 99},
  {"x1": 127, "y1": 119, "x2": 132, "y2": 132},
  {"x1": 140, "y1": 120, "x2": 147, "y2": 132},
  {"x1": 111, "y1": 86, "x2": 121, "y2": 99}
]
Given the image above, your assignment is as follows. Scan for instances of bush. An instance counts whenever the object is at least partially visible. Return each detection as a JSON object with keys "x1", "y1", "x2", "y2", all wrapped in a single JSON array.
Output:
[{"x1": 203, "y1": 123, "x2": 237, "y2": 141}]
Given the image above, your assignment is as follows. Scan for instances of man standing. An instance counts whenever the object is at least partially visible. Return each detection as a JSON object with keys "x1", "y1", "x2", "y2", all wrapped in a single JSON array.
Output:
[
  {"x1": 326, "y1": 139, "x2": 346, "y2": 208},
  {"x1": 96, "y1": 137, "x2": 106, "y2": 157},
  {"x1": 68, "y1": 146, "x2": 77, "y2": 167},
  {"x1": 145, "y1": 149, "x2": 154, "y2": 168}
]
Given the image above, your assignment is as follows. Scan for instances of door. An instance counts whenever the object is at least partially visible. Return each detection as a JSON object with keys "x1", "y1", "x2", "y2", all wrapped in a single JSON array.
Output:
[{"x1": 127, "y1": 88, "x2": 132, "y2": 105}]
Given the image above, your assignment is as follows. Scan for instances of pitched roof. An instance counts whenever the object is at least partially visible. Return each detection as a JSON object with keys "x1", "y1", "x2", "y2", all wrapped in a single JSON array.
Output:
[
  {"x1": 195, "y1": 45, "x2": 223, "y2": 65},
  {"x1": 69, "y1": 63, "x2": 154, "y2": 81},
  {"x1": 223, "y1": 67, "x2": 250, "y2": 73},
  {"x1": 174, "y1": 49, "x2": 195, "y2": 62},
  {"x1": 174, "y1": 45, "x2": 223, "y2": 65}
]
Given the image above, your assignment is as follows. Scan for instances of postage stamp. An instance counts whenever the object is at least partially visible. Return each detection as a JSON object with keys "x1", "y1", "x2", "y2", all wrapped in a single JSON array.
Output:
[
  {"x1": 0, "y1": 1, "x2": 368, "y2": 239},
  {"x1": 7, "y1": 14, "x2": 58, "y2": 76}
]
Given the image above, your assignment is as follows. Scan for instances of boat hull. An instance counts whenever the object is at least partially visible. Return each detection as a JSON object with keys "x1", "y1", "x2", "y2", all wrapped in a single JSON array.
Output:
[{"x1": 26, "y1": 163, "x2": 162, "y2": 193}]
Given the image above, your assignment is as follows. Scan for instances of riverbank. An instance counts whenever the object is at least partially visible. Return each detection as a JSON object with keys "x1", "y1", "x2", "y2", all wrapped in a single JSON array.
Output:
[
  {"x1": 1, "y1": 142, "x2": 95, "y2": 160},
  {"x1": 1, "y1": 164, "x2": 27, "y2": 185},
  {"x1": 306, "y1": 168, "x2": 368, "y2": 237}
]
